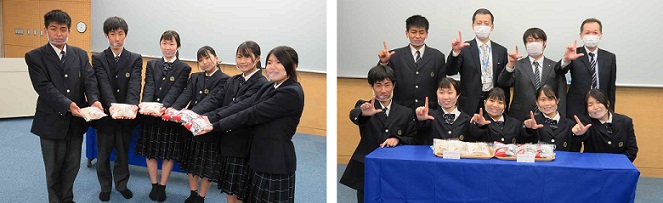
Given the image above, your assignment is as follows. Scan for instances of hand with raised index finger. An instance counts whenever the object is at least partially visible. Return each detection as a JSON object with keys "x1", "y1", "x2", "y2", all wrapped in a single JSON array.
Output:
[
  {"x1": 470, "y1": 108, "x2": 492, "y2": 126},
  {"x1": 415, "y1": 97, "x2": 435, "y2": 121},
  {"x1": 572, "y1": 115, "x2": 592, "y2": 135},
  {"x1": 507, "y1": 46, "x2": 522, "y2": 68},
  {"x1": 564, "y1": 40, "x2": 585, "y2": 62},
  {"x1": 360, "y1": 97, "x2": 383, "y2": 117},
  {"x1": 378, "y1": 41, "x2": 396, "y2": 64},
  {"x1": 524, "y1": 111, "x2": 544, "y2": 129},
  {"x1": 451, "y1": 30, "x2": 470, "y2": 53}
]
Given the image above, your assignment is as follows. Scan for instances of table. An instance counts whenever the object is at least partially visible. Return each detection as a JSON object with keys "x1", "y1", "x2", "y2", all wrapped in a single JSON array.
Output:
[
  {"x1": 365, "y1": 146, "x2": 639, "y2": 203},
  {"x1": 85, "y1": 126, "x2": 183, "y2": 172}
]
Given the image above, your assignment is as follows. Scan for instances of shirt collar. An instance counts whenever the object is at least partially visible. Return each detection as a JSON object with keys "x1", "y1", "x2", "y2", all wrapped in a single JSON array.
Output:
[
  {"x1": 274, "y1": 80, "x2": 285, "y2": 89},
  {"x1": 205, "y1": 68, "x2": 218, "y2": 77},
  {"x1": 442, "y1": 106, "x2": 461, "y2": 121},
  {"x1": 584, "y1": 46, "x2": 598, "y2": 57},
  {"x1": 410, "y1": 44, "x2": 425, "y2": 57},
  {"x1": 529, "y1": 56, "x2": 544, "y2": 66},
  {"x1": 163, "y1": 57, "x2": 176, "y2": 63},
  {"x1": 243, "y1": 68, "x2": 260, "y2": 81},
  {"x1": 50, "y1": 43, "x2": 66, "y2": 57},
  {"x1": 542, "y1": 112, "x2": 560, "y2": 122},
  {"x1": 475, "y1": 38, "x2": 492, "y2": 49},
  {"x1": 600, "y1": 112, "x2": 613, "y2": 124}
]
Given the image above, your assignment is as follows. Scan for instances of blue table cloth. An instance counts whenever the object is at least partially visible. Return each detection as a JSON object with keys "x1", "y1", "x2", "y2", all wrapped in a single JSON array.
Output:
[
  {"x1": 365, "y1": 145, "x2": 639, "y2": 203},
  {"x1": 85, "y1": 126, "x2": 183, "y2": 172}
]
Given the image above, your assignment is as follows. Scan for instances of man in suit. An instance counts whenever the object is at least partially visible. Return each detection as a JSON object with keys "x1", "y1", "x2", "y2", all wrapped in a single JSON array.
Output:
[
  {"x1": 340, "y1": 65, "x2": 417, "y2": 203},
  {"x1": 91, "y1": 16, "x2": 143, "y2": 201},
  {"x1": 25, "y1": 9, "x2": 102, "y2": 203},
  {"x1": 447, "y1": 8, "x2": 510, "y2": 115},
  {"x1": 498, "y1": 28, "x2": 567, "y2": 121},
  {"x1": 555, "y1": 18, "x2": 616, "y2": 119},
  {"x1": 378, "y1": 15, "x2": 446, "y2": 110}
]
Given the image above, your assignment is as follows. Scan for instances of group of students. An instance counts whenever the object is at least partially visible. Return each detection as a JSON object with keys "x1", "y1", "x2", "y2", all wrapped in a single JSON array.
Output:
[
  {"x1": 26, "y1": 9, "x2": 304, "y2": 203},
  {"x1": 341, "y1": 8, "x2": 638, "y2": 203}
]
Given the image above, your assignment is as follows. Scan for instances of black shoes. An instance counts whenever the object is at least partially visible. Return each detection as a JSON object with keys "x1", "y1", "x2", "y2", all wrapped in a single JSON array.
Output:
[
  {"x1": 156, "y1": 184, "x2": 167, "y2": 202},
  {"x1": 149, "y1": 183, "x2": 158, "y2": 201},
  {"x1": 185, "y1": 190, "x2": 197, "y2": 203},
  {"x1": 99, "y1": 191, "x2": 111, "y2": 202},
  {"x1": 118, "y1": 189, "x2": 133, "y2": 199}
]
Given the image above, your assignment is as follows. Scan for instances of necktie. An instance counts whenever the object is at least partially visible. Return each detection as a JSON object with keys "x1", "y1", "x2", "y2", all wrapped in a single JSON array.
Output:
[
  {"x1": 443, "y1": 114, "x2": 455, "y2": 125},
  {"x1": 533, "y1": 61, "x2": 541, "y2": 89},
  {"x1": 114, "y1": 56, "x2": 120, "y2": 62},
  {"x1": 604, "y1": 123, "x2": 613, "y2": 134},
  {"x1": 60, "y1": 50, "x2": 66, "y2": 64},
  {"x1": 480, "y1": 44, "x2": 492, "y2": 91},
  {"x1": 383, "y1": 107, "x2": 389, "y2": 117},
  {"x1": 495, "y1": 121, "x2": 505, "y2": 129},
  {"x1": 415, "y1": 51, "x2": 421, "y2": 63},
  {"x1": 588, "y1": 53, "x2": 598, "y2": 89},
  {"x1": 546, "y1": 119, "x2": 558, "y2": 130},
  {"x1": 236, "y1": 76, "x2": 246, "y2": 92},
  {"x1": 163, "y1": 62, "x2": 174, "y2": 71}
]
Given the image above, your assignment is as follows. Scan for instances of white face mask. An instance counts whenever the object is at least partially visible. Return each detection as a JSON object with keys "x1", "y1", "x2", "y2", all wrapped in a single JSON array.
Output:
[
  {"x1": 526, "y1": 42, "x2": 544, "y2": 57},
  {"x1": 372, "y1": 87, "x2": 394, "y2": 102},
  {"x1": 589, "y1": 107, "x2": 609, "y2": 120},
  {"x1": 474, "y1": 25, "x2": 491, "y2": 40},
  {"x1": 582, "y1": 35, "x2": 600, "y2": 48}
]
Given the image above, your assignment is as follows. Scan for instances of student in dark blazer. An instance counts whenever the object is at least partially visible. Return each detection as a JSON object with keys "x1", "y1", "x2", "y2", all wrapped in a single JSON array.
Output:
[
  {"x1": 377, "y1": 15, "x2": 446, "y2": 110},
  {"x1": 136, "y1": 30, "x2": 191, "y2": 202},
  {"x1": 447, "y1": 8, "x2": 510, "y2": 115},
  {"x1": 573, "y1": 89, "x2": 638, "y2": 162},
  {"x1": 555, "y1": 18, "x2": 616, "y2": 119},
  {"x1": 498, "y1": 28, "x2": 567, "y2": 121},
  {"x1": 523, "y1": 85, "x2": 581, "y2": 151},
  {"x1": 415, "y1": 78, "x2": 474, "y2": 144},
  {"x1": 469, "y1": 88, "x2": 528, "y2": 144},
  {"x1": 25, "y1": 9, "x2": 102, "y2": 203},
  {"x1": 91, "y1": 16, "x2": 142, "y2": 201},
  {"x1": 198, "y1": 46, "x2": 304, "y2": 203},
  {"x1": 340, "y1": 65, "x2": 417, "y2": 203},
  {"x1": 192, "y1": 41, "x2": 267, "y2": 203}
]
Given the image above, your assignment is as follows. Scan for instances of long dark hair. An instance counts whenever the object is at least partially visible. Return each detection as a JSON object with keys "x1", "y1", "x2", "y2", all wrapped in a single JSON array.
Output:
[
  {"x1": 237, "y1": 41, "x2": 261, "y2": 70},
  {"x1": 266, "y1": 46, "x2": 298, "y2": 83}
]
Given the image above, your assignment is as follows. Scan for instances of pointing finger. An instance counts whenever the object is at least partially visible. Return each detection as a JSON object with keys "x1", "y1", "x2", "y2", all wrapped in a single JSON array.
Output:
[
  {"x1": 383, "y1": 41, "x2": 388, "y2": 51},
  {"x1": 458, "y1": 30, "x2": 463, "y2": 41},
  {"x1": 574, "y1": 115, "x2": 583, "y2": 126}
]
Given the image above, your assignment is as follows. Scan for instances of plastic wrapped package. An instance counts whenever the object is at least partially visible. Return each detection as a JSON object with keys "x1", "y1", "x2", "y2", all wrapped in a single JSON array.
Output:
[
  {"x1": 139, "y1": 102, "x2": 163, "y2": 114},
  {"x1": 110, "y1": 103, "x2": 136, "y2": 119},
  {"x1": 79, "y1": 107, "x2": 107, "y2": 122}
]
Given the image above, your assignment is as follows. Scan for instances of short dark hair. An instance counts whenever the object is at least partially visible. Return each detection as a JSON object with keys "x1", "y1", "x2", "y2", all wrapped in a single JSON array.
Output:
[
  {"x1": 522, "y1": 28, "x2": 547, "y2": 45},
  {"x1": 472, "y1": 8, "x2": 494, "y2": 23},
  {"x1": 267, "y1": 46, "x2": 299, "y2": 83},
  {"x1": 581, "y1": 18, "x2": 603, "y2": 33},
  {"x1": 486, "y1": 87, "x2": 506, "y2": 102},
  {"x1": 237, "y1": 41, "x2": 262, "y2": 69},
  {"x1": 160, "y1": 30, "x2": 181, "y2": 58},
  {"x1": 406, "y1": 15, "x2": 429, "y2": 31},
  {"x1": 103, "y1": 16, "x2": 129, "y2": 35},
  {"x1": 44, "y1": 9, "x2": 71, "y2": 28},
  {"x1": 438, "y1": 77, "x2": 460, "y2": 95},
  {"x1": 536, "y1": 84, "x2": 558, "y2": 101},
  {"x1": 367, "y1": 65, "x2": 396, "y2": 86},
  {"x1": 585, "y1": 89, "x2": 610, "y2": 110}
]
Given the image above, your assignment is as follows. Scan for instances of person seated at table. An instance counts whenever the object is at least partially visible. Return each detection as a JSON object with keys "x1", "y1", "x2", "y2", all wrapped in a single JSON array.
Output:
[
  {"x1": 523, "y1": 84, "x2": 581, "y2": 151},
  {"x1": 469, "y1": 87, "x2": 528, "y2": 144},
  {"x1": 415, "y1": 77, "x2": 474, "y2": 144},
  {"x1": 340, "y1": 65, "x2": 417, "y2": 203},
  {"x1": 572, "y1": 89, "x2": 638, "y2": 162}
]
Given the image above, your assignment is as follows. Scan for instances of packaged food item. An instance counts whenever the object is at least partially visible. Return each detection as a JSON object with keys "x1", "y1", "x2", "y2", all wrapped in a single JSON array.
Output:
[
  {"x1": 494, "y1": 142, "x2": 556, "y2": 161},
  {"x1": 185, "y1": 117, "x2": 212, "y2": 135},
  {"x1": 79, "y1": 107, "x2": 107, "y2": 122},
  {"x1": 173, "y1": 110, "x2": 199, "y2": 123},
  {"x1": 110, "y1": 103, "x2": 136, "y2": 119},
  {"x1": 139, "y1": 102, "x2": 163, "y2": 114},
  {"x1": 161, "y1": 108, "x2": 181, "y2": 121},
  {"x1": 432, "y1": 139, "x2": 493, "y2": 159}
]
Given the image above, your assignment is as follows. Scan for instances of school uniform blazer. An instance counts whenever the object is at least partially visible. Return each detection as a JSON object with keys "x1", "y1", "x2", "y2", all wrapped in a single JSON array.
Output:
[
  {"x1": 381, "y1": 45, "x2": 446, "y2": 110},
  {"x1": 447, "y1": 39, "x2": 510, "y2": 114},
  {"x1": 26, "y1": 43, "x2": 100, "y2": 139},
  {"x1": 194, "y1": 72, "x2": 268, "y2": 121},
  {"x1": 525, "y1": 114, "x2": 580, "y2": 151},
  {"x1": 141, "y1": 58, "x2": 191, "y2": 107},
  {"x1": 349, "y1": 100, "x2": 417, "y2": 163},
  {"x1": 417, "y1": 108, "x2": 473, "y2": 145},
  {"x1": 469, "y1": 113, "x2": 529, "y2": 144},
  {"x1": 581, "y1": 113, "x2": 638, "y2": 162},
  {"x1": 171, "y1": 70, "x2": 229, "y2": 110},
  {"x1": 213, "y1": 79, "x2": 304, "y2": 174},
  {"x1": 498, "y1": 56, "x2": 567, "y2": 121},
  {"x1": 93, "y1": 48, "x2": 143, "y2": 108},
  {"x1": 554, "y1": 47, "x2": 616, "y2": 119}
]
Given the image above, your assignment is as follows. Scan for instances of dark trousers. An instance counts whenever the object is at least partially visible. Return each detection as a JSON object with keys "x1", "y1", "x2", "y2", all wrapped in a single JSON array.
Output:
[
  {"x1": 95, "y1": 119, "x2": 133, "y2": 192},
  {"x1": 40, "y1": 135, "x2": 83, "y2": 203},
  {"x1": 357, "y1": 190, "x2": 364, "y2": 203}
]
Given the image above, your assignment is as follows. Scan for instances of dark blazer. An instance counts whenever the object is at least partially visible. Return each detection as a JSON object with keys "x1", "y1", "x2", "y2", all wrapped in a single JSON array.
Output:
[
  {"x1": 447, "y1": 39, "x2": 510, "y2": 114},
  {"x1": 191, "y1": 73, "x2": 266, "y2": 157},
  {"x1": 213, "y1": 79, "x2": 304, "y2": 174},
  {"x1": 554, "y1": 47, "x2": 616, "y2": 119},
  {"x1": 417, "y1": 108, "x2": 473, "y2": 145},
  {"x1": 381, "y1": 45, "x2": 446, "y2": 110},
  {"x1": 141, "y1": 58, "x2": 191, "y2": 107},
  {"x1": 525, "y1": 113, "x2": 580, "y2": 151},
  {"x1": 171, "y1": 70, "x2": 229, "y2": 110},
  {"x1": 498, "y1": 56, "x2": 567, "y2": 121},
  {"x1": 26, "y1": 43, "x2": 100, "y2": 139},
  {"x1": 348, "y1": 100, "x2": 417, "y2": 163},
  {"x1": 469, "y1": 113, "x2": 528, "y2": 144},
  {"x1": 581, "y1": 113, "x2": 638, "y2": 162},
  {"x1": 92, "y1": 48, "x2": 143, "y2": 108}
]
